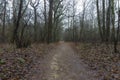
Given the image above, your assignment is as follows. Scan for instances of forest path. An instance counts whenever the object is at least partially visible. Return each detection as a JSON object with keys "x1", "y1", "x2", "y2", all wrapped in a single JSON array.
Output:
[{"x1": 26, "y1": 42, "x2": 98, "y2": 80}]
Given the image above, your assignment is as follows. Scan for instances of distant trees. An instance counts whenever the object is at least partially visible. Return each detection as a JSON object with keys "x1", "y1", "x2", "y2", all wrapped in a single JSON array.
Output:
[
  {"x1": 79, "y1": 0, "x2": 89, "y2": 42},
  {"x1": 0, "y1": 0, "x2": 65, "y2": 47},
  {"x1": 64, "y1": 0, "x2": 78, "y2": 42},
  {"x1": 64, "y1": 0, "x2": 120, "y2": 52},
  {"x1": 64, "y1": 0, "x2": 96, "y2": 42},
  {"x1": 0, "y1": 0, "x2": 119, "y2": 52},
  {"x1": 0, "y1": 0, "x2": 66, "y2": 45}
]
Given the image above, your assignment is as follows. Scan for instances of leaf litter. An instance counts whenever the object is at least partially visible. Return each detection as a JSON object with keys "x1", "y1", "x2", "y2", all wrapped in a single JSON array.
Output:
[
  {"x1": 76, "y1": 43, "x2": 120, "y2": 80},
  {"x1": 0, "y1": 43, "x2": 55, "y2": 80}
]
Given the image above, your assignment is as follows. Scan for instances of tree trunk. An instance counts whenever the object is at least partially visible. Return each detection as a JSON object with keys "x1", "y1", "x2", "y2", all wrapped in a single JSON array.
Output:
[
  {"x1": 102, "y1": 0, "x2": 105, "y2": 41},
  {"x1": 106, "y1": 0, "x2": 111, "y2": 42},
  {"x1": 2, "y1": 0, "x2": 7, "y2": 41},
  {"x1": 114, "y1": 4, "x2": 120, "y2": 53},
  {"x1": 34, "y1": 8, "x2": 37, "y2": 41},
  {"x1": 44, "y1": 0, "x2": 47, "y2": 42},
  {"x1": 47, "y1": 0, "x2": 53, "y2": 44},
  {"x1": 13, "y1": 0, "x2": 23, "y2": 48},
  {"x1": 96, "y1": 0, "x2": 103, "y2": 41}
]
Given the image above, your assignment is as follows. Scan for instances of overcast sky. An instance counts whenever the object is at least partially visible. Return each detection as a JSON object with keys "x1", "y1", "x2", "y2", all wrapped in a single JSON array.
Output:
[
  {"x1": 76, "y1": 0, "x2": 83, "y2": 12},
  {"x1": 8, "y1": 0, "x2": 84, "y2": 18},
  {"x1": 9, "y1": 0, "x2": 84, "y2": 11}
]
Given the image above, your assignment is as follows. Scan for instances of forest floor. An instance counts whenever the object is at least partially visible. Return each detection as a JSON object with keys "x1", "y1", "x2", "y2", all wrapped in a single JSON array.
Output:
[
  {"x1": 0, "y1": 43, "x2": 55, "y2": 80},
  {"x1": 76, "y1": 43, "x2": 120, "y2": 80},
  {"x1": 0, "y1": 42, "x2": 120, "y2": 80}
]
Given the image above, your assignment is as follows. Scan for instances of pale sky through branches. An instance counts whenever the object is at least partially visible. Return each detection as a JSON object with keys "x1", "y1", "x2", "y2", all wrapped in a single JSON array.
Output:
[
  {"x1": 76, "y1": 0, "x2": 84, "y2": 12},
  {"x1": 9, "y1": 0, "x2": 83, "y2": 12}
]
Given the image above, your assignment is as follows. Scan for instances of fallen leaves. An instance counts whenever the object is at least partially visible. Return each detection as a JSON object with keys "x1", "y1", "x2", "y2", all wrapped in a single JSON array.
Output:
[
  {"x1": 76, "y1": 43, "x2": 120, "y2": 80},
  {"x1": 0, "y1": 43, "x2": 53, "y2": 80}
]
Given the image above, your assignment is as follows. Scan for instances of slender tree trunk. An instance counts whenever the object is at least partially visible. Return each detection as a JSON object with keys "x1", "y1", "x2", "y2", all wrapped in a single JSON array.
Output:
[
  {"x1": 114, "y1": 0, "x2": 120, "y2": 53},
  {"x1": 96, "y1": 0, "x2": 103, "y2": 41},
  {"x1": 111, "y1": 0, "x2": 115, "y2": 42},
  {"x1": 44, "y1": 0, "x2": 47, "y2": 42},
  {"x1": 102, "y1": 0, "x2": 105, "y2": 41},
  {"x1": 106, "y1": 0, "x2": 111, "y2": 42},
  {"x1": 2, "y1": 0, "x2": 7, "y2": 41},
  {"x1": 34, "y1": 8, "x2": 37, "y2": 41},
  {"x1": 80, "y1": 7, "x2": 85, "y2": 41},
  {"x1": 47, "y1": 0, "x2": 53, "y2": 44},
  {"x1": 13, "y1": 0, "x2": 23, "y2": 48}
]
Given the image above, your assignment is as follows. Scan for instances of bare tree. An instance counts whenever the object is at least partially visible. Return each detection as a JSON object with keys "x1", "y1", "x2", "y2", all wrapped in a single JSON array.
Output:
[
  {"x1": 13, "y1": 0, "x2": 24, "y2": 48},
  {"x1": 114, "y1": 0, "x2": 119, "y2": 53},
  {"x1": 47, "y1": 0, "x2": 53, "y2": 43},
  {"x1": 102, "y1": 0, "x2": 105, "y2": 41},
  {"x1": 43, "y1": 0, "x2": 47, "y2": 42},
  {"x1": 52, "y1": 0, "x2": 65, "y2": 42},
  {"x1": 96, "y1": 0, "x2": 103, "y2": 41},
  {"x1": 12, "y1": 0, "x2": 30, "y2": 48},
  {"x1": 30, "y1": 0, "x2": 40, "y2": 41},
  {"x1": 106, "y1": 0, "x2": 111, "y2": 42},
  {"x1": 2, "y1": 0, "x2": 7, "y2": 40}
]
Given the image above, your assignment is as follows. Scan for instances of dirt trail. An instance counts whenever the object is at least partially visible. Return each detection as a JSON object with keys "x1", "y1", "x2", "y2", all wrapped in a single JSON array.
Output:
[{"x1": 26, "y1": 42, "x2": 98, "y2": 80}]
